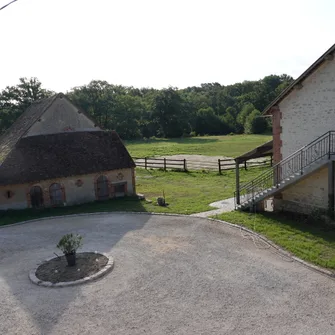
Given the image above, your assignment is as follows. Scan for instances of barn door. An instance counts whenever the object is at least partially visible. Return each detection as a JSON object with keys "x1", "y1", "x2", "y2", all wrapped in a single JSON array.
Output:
[
  {"x1": 50, "y1": 183, "x2": 64, "y2": 206},
  {"x1": 96, "y1": 175, "x2": 109, "y2": 200},
  {"x1": 30, "y1": 186, "x2": 44, "y2": 208}
]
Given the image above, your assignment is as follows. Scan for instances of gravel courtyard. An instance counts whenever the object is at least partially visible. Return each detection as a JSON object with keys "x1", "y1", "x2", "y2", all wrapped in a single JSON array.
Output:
[{"x1": 0, "y1": 213, "x2": 334, "y2": 335}]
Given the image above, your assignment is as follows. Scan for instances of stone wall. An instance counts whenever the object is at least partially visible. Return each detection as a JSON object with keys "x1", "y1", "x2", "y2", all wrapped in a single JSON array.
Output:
[
  {"x1": 279, "y1": 166, "x2": 328, "y2": 213},
  {"x1": 0, "y1": 168, "x2": 135, "y2": 210},
  {"x1": 279, "y1": 58, "x2": 335, "y2": 159},
  {"x1": 269, "y1": 57, "x2": 335, "y2": 212}
]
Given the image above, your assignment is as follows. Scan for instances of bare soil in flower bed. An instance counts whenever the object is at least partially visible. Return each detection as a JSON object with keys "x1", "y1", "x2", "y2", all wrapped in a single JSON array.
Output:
[{"x1": 35, "y1": 252, "x2": 108, "y2": 283}]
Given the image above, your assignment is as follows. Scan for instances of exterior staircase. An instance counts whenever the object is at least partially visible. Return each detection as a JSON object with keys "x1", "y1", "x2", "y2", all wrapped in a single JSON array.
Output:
[{"x1": 235, "y1": 131, "x2": 335, "y2": 210}]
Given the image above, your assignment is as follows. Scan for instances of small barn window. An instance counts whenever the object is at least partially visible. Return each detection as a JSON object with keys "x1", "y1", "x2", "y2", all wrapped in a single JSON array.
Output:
[
  {"x1": 113, "y1": 182, "x2": 127, "y2": 198},
  {"x1": 50, "y1": 183, "x2": 64, "y2": 206},
  {"x1": 5, "y1": 190, "x2": 13, "y2": 199},
  {"x1": 30, "y1": 186, "x2": 44, "y2": 209},
  {"x1": 96, "y1": 175, "x2": 109, "y2": 200}
]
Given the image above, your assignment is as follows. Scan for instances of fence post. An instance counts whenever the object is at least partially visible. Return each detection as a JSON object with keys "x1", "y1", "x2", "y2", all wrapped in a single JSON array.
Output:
[
  {"x1": 218, "y1": 159, "x2": 221, "y2": 174},
  {"x1": 145, "y1": 157, "x2": 147, "y2": 170},
  {"x1": 270, "y1": 155, "x2": 273, "y2": 167},
  {"x1": 164, "y1": 158, "x2": 166, "y2": 171},
  {"x1": 183, "y1": 159, "x2": 187, "y2": 171},
  {"x1": 244, "y1": 161, "x2": 247, "y2": 170}
]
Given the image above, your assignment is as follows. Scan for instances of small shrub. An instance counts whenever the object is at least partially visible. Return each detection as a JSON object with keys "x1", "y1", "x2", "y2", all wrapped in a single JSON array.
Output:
[
  {"x1": 189, "y1": 131, "x2": 197, "y2": 137},
  {"x1": 57, "y1": 233, "x2": 83, "y2": 255}
]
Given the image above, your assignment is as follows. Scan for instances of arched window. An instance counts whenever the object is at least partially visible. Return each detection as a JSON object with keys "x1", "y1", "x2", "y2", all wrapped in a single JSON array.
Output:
[
  {"x1": 96, "y1": 175, "x2": 109, "y2": 200},
  {"x1": 30, "y1": 186, "x2": 44, "y2": 209},
  {"x1": 49, "y1": 183, "x2": 64, "y2": 206}
]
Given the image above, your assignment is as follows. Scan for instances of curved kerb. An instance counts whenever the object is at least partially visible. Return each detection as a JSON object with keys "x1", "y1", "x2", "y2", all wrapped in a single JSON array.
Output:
[
  {"x1": 4, "y1": 211, "x2": 332, "y2": 280},
  {"x1": 29, "y1": 253, "x2": 114, "y2": 288}
]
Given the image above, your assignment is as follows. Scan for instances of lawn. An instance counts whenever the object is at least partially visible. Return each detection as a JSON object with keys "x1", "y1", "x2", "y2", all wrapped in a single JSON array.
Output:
[
  {"x1": 216, "y1": 211, "x2": 335, "y2": 270},
  {"x1": 125, "y1": 134, "x2": 271, "y2": 158},
  {"x1": 0, "y1": 167, "x2": 265, "y2": 226}
]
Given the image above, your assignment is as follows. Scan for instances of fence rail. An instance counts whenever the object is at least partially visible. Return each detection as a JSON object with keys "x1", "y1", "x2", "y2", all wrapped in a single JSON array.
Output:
[{"x1": 133, "y1": 157, "x2": 271, "y2": 173}]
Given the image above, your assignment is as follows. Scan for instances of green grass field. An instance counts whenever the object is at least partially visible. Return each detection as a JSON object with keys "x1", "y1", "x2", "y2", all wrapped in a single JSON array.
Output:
[
  {"x1": 125, "y1": 134, "x2": 271, "y2": 158},
  {"x1": 216, "y1": 211, "x2": 335, "y2": 270}
]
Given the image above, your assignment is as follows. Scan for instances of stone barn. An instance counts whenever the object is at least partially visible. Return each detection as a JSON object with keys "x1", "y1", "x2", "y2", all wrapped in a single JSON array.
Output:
[{"x1": 0, "y1": 93, "x2": 136, "y2": 210}]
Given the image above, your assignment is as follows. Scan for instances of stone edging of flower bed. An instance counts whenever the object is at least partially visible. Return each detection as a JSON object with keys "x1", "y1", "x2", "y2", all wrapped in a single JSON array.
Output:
[{"x1": 29, "y1": 253, "x2": 114, "y2": 288}]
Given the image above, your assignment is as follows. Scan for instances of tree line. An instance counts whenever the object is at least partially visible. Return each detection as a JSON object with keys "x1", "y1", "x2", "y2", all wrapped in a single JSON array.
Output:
[{"x1": 0, "y1": 75, "x2": 293, "y2": 139}]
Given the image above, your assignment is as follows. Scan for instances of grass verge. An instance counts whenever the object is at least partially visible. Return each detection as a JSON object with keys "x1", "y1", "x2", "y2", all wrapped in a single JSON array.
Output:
[
  {"x1": 216, "y1": 211, "x2": 335, "y2": 270},
  {"x1": 125, "y1": 134, "x2": 271, "y2": 157}
]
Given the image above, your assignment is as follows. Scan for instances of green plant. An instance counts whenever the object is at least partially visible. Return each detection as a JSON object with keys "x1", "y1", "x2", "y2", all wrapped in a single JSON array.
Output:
[{"x1": 57, "y1": 233, "x2": 83, "y2": 255}]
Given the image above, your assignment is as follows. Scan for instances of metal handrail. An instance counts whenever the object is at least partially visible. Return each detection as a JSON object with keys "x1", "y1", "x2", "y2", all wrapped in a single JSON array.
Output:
[
  {"x1": 241, "y1": 131, "x2": 331, "y2": 189},
  {"x1": 238, "y1": 131, "x2": 335, "y2": 206}
]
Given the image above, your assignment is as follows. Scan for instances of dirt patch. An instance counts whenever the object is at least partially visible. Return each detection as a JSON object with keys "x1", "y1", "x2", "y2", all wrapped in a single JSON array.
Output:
[
  {"x1": 156, "y1": 154, "x2": 233, "y2": 162},
  {"x1": 35, "y1": 252, "x2": 108, "y2": 283},
  {"x1": 139, "y1": 235, "x2": 190, "y2": 254}
]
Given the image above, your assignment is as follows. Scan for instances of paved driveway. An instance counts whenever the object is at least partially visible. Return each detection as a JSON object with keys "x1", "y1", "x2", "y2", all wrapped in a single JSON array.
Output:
[{"x1": 0, "y1": 214, "x2": 334, "y2": 335}]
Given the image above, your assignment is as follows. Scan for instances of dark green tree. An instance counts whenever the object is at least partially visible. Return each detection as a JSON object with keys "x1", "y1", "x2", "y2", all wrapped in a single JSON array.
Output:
[
  {"x1": 151, "y1": 88, "x2": 187, "y2": 138},
  {"x1": 237, "y1": 103, "x2": 255, "y2": 132},
  {"x1": 244, "y1": 110, "x2": 268, "y2": 134},
  {"x1": 0, "y1": 77, "x2": 52, "y2": 133}
]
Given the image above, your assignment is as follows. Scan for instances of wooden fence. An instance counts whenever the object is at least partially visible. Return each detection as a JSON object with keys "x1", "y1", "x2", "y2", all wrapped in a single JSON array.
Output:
[{"x1": 133, "y1": 157, "x2": 272, "y2": 173}]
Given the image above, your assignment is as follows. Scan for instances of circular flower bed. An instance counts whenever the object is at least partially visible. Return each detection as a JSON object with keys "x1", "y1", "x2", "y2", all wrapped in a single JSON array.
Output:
[{"x1": 29, "y1": 252, "x2": 113, "y2": 287}]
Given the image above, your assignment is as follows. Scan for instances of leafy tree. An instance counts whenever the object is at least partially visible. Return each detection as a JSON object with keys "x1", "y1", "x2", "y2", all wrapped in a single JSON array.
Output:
[
  {"x1": 194, "y1": 107, "x2": 229, "y2": 135},
  {"x1": 222, "y1": 106, "x2": 238, "y2": 133},
  {"x1": 244, "y1": 109, "x2": 268, "y2": 134},
  {"x1": 237, "y1": 103, "x2": 255, "y2": 132},
  {"x1": 112, "y1": 94, "x2": 144, "y2": 139},
  {"x1": 0, "y1": 77, "x2": 52, "y2": 133},
  {"x1": 0, "y1": 73, "x2": 293, "y2": 139},
  {"x1": 151, "y1": 88, "x2": 187, "y2": 138}
]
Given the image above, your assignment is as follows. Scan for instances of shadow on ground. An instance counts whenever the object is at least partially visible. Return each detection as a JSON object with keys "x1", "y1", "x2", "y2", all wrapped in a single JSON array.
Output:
[
  {"x1": 0, "y1": 196, "x2": 146, "y2": 227},
  {"x1": 0, "y1": 206, "x2": 149, "y2": 334}
]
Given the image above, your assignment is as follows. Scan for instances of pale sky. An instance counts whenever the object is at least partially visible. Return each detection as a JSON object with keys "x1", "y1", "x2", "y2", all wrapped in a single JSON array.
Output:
[{"x1": 0, "y1": 0, "x2": 334, "y2": 92}]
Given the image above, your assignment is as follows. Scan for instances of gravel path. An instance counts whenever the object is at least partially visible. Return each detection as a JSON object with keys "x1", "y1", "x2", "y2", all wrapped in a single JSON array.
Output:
[{"x1": 0, "y1": 213, "x2": 334, "y2": 335}]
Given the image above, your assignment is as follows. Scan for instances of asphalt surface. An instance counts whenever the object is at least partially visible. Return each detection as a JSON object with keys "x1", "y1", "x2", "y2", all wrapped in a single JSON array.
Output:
[{"x1": 0, "y1": 213, "x2": 334, "y2": 335}]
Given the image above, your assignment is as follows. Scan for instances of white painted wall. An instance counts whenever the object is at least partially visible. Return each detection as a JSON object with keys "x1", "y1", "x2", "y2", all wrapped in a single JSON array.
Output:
[
  {"x1": 278, "y1": 59, "x2": 335, "y2": 213},
  {"x1": 26, "y1": 96, "x2": 99, "y2": 136},
  {"x1": 280, "y1": 58, "x2": 335, "y2": 158}
]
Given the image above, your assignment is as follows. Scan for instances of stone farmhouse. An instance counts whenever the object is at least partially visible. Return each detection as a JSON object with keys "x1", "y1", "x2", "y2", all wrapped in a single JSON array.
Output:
[
  {"x1": 0, "y1": 93, "x2": 136, "y2": 210},
  {"x1": 236, "y1": 43, "x2": 335, "y2": 214}
]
